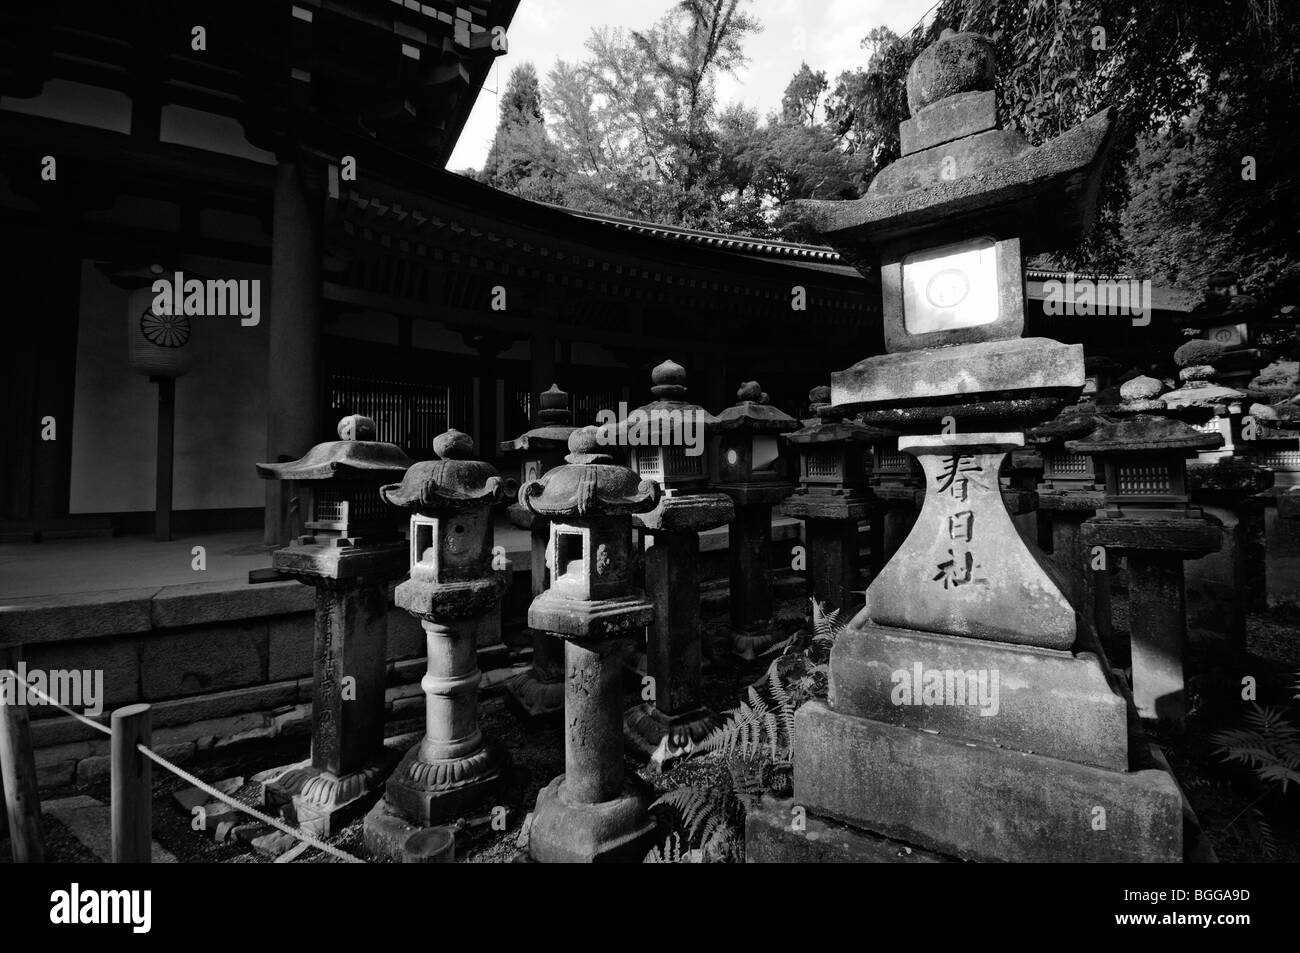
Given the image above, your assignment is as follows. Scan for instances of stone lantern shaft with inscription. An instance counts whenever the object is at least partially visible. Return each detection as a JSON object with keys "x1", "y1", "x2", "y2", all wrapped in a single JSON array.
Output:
[
  {"x1": 746, "y1": 28, "x2": 1188, "y2": 863},
  {"x1": 500, "y1": 384, "x2": 577, "y2": 719},
  {"x1": 362, "y1": 430, "x2": 511, "y2": 858},
  {"x1": 613, "y1": 360, "x2": 734, "y2": 765},
  {"x1": 255, "y1": 415, "x2": 414, "y2": 835},
  {"x1": 713, "y1": 381, "x2": 798, "y2": 656},
  {"x1": 521, "y1": 428, "x2": 661, "y2": 863}
]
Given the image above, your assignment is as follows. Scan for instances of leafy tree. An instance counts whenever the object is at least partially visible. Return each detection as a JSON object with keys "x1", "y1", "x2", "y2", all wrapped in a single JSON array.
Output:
[
  {"x1": 781, "y1": 62, "x2": 828, "y2": 126},
  {"x1": 481, "y1": 63, "x2": 564, "y2": 202}
]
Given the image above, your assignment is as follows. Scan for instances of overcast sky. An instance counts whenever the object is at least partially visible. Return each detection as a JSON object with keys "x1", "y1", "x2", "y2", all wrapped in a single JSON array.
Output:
[{"x1": 449, "y1": 0, "x2": 939, "y2": 171}]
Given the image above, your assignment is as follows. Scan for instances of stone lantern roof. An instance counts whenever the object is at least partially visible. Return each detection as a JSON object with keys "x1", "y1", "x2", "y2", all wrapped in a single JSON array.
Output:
[
  {"x1": 786, "y1": 384, "x2": 886, "y2": 445},
  {"x1": 381, "y1": 430, "x2": 503, "y2": 512},
  {"x1": 1025, "y1": 406, "x2": 1098, "y2": 447},
  {"x1": 1067, "y1": 415, "x2": 1223, "y2": 456},
  {"x1": 600, "y1": 360, "x2": 720, "y2": 443},
  {"x1": 500, "y1": 384, "x2": 577, "y2": 452},
  {"x1": 792, "y1": 29, "x2": 1115, "y2": 260},
  {"x1": 714, "y1": 381, "x2": 800, "y2": 433},
  {"x1": 519, "y1": 428, "x2": 660, "y2": 517},
  {"x1": 255, "y1": 414, "x2": 414, "y2": 482}
]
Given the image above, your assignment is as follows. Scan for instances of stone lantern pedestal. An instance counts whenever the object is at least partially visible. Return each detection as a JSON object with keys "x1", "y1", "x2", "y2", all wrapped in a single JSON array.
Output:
[
  {"x1": 255, "y1": 415, "x2": 414, "y2": 835},
  {"x1": 521, "y1": 429, "x2": 661, "y2": 863},
  {"x1": 500, "y1": 384, "x2": 576, "y2": 720},
  {"x1": 713, "y1": 381, "x2": 798, "y2": 658},
  {"x1": 363, "y1": 430, "x2": 511, "y2": 859},
  {"x1": 613, "y1": 361, "x2": 733, "y2": 765}
]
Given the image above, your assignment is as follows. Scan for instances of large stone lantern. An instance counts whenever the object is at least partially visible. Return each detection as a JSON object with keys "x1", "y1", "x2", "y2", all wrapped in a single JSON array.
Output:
[
  {"x1": 713, "y1": 381, "x2": 798, "y2": 655},
  {"x1": 500, "y1": 384, "x2": 577, "y2": 719},
  {"x1": 255, "y1": 414, "x2": 414, "y2": 834},
  {"x1": 363, "y1": 429, "x2": 510, "y2": 857},
  {"x1": 612, "y1": 360, "x2": 733, "y2": 765},
  {"x1": 520, "y1": 427, "x2": 661, "y2": 863},
  {"x1": 747, "y1": 28, "x2": 1187, "y2": 863}
]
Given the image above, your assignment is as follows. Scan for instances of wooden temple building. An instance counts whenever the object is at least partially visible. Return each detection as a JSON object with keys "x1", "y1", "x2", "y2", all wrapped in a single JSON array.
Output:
[{"x1": 0, "y1": 0, "x2": 1196, "y2": 545}]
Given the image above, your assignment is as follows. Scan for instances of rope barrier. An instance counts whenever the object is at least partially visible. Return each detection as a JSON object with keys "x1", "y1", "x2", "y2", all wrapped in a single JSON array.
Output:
[{"x1": 1, "y1": 669, "x2": 366, "y2": 864}]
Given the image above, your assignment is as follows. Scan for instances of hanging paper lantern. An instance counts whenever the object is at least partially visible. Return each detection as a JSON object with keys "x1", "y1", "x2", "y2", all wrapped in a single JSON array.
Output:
[{"x1": 127, "y1": 284, "x2": 194, "y2": 377}]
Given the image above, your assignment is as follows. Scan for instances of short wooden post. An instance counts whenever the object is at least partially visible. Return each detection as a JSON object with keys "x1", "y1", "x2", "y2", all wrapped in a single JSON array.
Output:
[
  {"x1": 111, "y1": 703, "x2": 152, "y2": 863},
  {"x1": 0, "y1": 648, "x2": 44, "y2": 862}
]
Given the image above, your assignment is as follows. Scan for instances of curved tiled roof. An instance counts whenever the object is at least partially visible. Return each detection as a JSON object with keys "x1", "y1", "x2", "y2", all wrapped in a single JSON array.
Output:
[{"x1": 542, "y1": 203, "x2": 846, "y2": 264}]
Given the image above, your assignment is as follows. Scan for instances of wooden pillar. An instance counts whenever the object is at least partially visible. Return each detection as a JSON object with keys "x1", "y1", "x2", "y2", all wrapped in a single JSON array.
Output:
[
  {"x1": 264, "y1": 161, "x2": 322, "y2": 546},
  {"x1": 0, "y1": 648, "x2": 43, "y2": 862},
  {"x1": 154, "y1": 377, "x2": 175, "y2": 541},
  {"x1": 110, "y1": 704, "x2": 152, "y2": 863}
]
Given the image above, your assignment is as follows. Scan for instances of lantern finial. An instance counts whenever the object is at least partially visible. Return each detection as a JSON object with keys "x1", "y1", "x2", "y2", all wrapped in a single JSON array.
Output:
[{"x1": 338, "y1": 414, "x2": 377, "y2": 441}]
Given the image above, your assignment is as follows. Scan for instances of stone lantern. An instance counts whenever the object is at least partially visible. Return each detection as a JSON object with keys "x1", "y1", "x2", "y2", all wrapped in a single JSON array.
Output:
[
  {"x1": 713, "y1": 381, "x2": 798, "y2": 656},
  {"x1": 1070, "y1": 416, "x2": 1221, "y2": 724},
  {"x1": 746, "y1": 28, "x2": 1187, "y2": 863},
  {"x1": 611, "y1": 360, "x2": 733, "y2": 765},
  {"x1": 520, "y1": 427, "x2": 660, "y2": 863},
  {"x1": 363, "y1": 429, "x2": 511, "y2": 858},
  {"x1": 780, "y1": 385, "x2": 876, "y2": 612},
  {"x1": 255, "y1": 414, "x2": 414, "y2": 834},
  {"x1": 1026, "y1": 407, "x2": 1109, "y2": 642},
  {"x1": 499, "y1": 384, "x2": 577, "y2": 719}
]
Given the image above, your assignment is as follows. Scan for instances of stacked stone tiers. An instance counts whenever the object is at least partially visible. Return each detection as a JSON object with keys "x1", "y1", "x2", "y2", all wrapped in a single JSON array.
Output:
[{"x1": 834, "y1": 338, "x2": 1085, "y2": 430}]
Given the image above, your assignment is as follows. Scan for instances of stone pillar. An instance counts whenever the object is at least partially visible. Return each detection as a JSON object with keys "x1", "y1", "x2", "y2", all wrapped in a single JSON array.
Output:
[
  {"x1": 522, "y1": 428, "x2": 660, "y2": 863},
  {"x1": 804, "y1": 518, "x2": 860, "y2": 610},
  {"x1": 1267, "y1": 486, "x2": 1300, "y2": 609},
  {"x1": 729, "y1": 503, "x2": 772, "y2": 629},
  {"x1": 1126, "y1": 554, "x2": 1188, "y2": 723},
  {"x1": 264, "y1": 160, "x2": 322, "y2": 547},
  {"x1": 624, "y1": 497, "x2": 733, "y2": 764},
  {"x1": 363, "y1": 429, "x2": 511, "y2": 859},
  {"x1": 564, "y1": 638, "x2": 625, "y2": 803},
  {"x1": 307, "y1": 580, "x2": 390, "y2": 778}
]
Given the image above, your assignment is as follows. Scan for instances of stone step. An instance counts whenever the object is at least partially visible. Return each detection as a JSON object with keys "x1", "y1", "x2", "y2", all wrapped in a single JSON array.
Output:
[{"x1": 42, "y1": 794, "x2": 178, "y2": 863}]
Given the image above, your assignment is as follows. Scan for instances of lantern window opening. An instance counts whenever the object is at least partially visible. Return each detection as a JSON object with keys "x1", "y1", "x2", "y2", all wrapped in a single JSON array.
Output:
[
  {"x1": 412, "y1": 517, "x2": 436, "y2": 568},
  {"x1": 555, "y1": 530, "x2": 584, "y2": 583}
]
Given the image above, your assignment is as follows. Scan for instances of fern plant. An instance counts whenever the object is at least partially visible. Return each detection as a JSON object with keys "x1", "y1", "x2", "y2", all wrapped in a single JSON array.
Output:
[
  {"x1": 1212, "y1": 703, "x2": 1300, "y2": 792},
  {"x1": 644, "y1": 831, "x2": 704, "y2": 864},
  {"x1": 1210, "y1": 700, "x2": 1300, "y2": 859},
  {"x1": 647, "y1": 599, "x2": 849, "y2": 862}
]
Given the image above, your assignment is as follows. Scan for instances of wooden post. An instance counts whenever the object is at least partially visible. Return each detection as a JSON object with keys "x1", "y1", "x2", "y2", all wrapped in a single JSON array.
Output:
[
  {"x1": 111, "y1": 703, "x2": 152, "y2": 863},
  {"x1": 154, "y1": 377, "x2": 175, "y2": 542},
  {"x1": 0, "y1": 648, "x2": 44, "y2": 862}
]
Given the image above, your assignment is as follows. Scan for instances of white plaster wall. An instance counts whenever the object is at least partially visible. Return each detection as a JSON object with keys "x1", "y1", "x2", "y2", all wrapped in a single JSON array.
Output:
[{"x1": 69, "y1": 258, "x2": 270, "y2": 513}]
